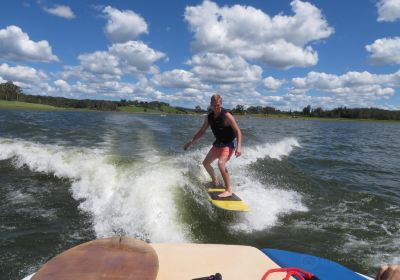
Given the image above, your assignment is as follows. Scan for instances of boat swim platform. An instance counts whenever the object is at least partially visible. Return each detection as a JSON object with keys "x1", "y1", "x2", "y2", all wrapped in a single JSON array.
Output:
[
  {"x1": 29, "y1": 236, "x2": 289, "y2": 280},
  {"x1": 152, "y1": 243, "x2": 287, "y2": 280}
]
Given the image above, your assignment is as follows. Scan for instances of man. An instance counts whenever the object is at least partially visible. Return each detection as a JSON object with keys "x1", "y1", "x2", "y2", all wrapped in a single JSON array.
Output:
[{"x1": 183, "y1": 94, "x2": 242, "y2": 197}]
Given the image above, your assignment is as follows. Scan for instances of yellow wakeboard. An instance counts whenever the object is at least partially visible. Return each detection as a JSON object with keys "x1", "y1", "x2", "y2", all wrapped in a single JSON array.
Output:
[{"x1": 207, "y1": 188, "x2": 249, "y2": 211}]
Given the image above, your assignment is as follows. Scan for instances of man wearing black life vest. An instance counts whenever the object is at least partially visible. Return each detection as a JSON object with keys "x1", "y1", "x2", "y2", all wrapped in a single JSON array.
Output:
[{"x1": 183, "y1": 94, "x2": 242, "y2": 198}]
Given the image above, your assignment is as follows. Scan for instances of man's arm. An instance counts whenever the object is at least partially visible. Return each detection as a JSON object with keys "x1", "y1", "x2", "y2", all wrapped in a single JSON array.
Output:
[
  {"x1": 225, "y1": 113, "x2": 242, "y2": 157},
  {"x1": 183, "y1": 116, "x2": 209, "y2": 151}
]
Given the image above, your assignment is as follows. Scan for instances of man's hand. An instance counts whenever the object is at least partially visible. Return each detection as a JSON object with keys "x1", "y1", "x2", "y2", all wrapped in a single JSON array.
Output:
[
  {"x1": 183, "y1": 141, "x2": 192, "y2": 151},
  {"x1": 235, "y1": 147, "x2": 242, "y2": 157},
  {"x1": 376, "y1": 265, "x2": 400, "y2": 280},
  {"x1": 183, "y1": 116, "x2": 208, "y2": 151}
]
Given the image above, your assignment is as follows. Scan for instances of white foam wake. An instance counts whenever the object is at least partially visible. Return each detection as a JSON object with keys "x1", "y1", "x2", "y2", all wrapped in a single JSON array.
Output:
[
  {"x1": 242, "y1": 137, "x2": 301, "y2": 163},
  {"x1": 1, "y1": 136, "x2": 306, "y2": 239},
  {"x1": 0, "y1": 137, "x2": 187, "y2": 242}
]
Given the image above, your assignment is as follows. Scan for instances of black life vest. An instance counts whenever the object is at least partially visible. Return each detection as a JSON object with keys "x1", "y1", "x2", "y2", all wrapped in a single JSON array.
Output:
[{"x1": 208, "y1": 108, "x2": 236, "y2": 146}]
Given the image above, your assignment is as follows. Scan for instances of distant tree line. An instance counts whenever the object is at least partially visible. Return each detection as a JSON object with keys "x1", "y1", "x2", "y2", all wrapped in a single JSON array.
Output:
[
  {"x1": 0, "y1": 81, "x2": 118, "y2": 111},
  {"x1": 236, "y1": 105, "x2": 279, "y2": 115},
  {"x1": 117, "y1": 99, "x2": 169, "y2": 108},
  {"x1": 301, "y1": 105, "x2": 400, "y2": 120},
  {"x1": 230, "y1": 104, "x2": 400, "y2": 120},
  {"x1": 0, "y1": 81, "x2": 187, "y2": 113},
  {"x1": 118, "y1": 99, "x2": 187, "y2": 113}
]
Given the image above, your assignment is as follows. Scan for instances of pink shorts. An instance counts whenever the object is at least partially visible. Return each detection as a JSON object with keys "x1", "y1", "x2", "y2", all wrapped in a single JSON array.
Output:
[{"x1": 209, "y1": 146, "x2": 235, "y2": 160}]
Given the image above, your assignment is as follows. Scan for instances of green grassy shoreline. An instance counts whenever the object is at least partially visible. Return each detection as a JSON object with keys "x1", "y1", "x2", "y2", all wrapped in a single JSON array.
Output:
[
  {"x1": 0, "y1": 99, "x2": 398, "y2": 122},
  {"x1": 0, "y1": 100, "x2": 175, "y2": 114},
  {"x1": 0, "y1": 100, "x2": 75, "y2": 111}
]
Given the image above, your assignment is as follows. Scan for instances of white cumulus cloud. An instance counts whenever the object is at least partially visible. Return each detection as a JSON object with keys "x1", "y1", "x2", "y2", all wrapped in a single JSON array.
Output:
[
  {"x1": 263, "y1": 76, "x2": 284, "y2": 91},
  {"x1": 366, "y1": 37, "x2": 400, "y2": 65},
  {"x1": 61, "y1": 40, "x2": 166, "y2": 84},
  {"x1": 78, "y1": 51, "x2": 121, "y2": 76},
  {"x1": 0, "y1": 25, "x2": 58, "y2": 62},
  {"x1": 187, "y1": 53, "x2": 262, "y2": 84},
  {"x1": 153, "y1": 69, "x2": 206, "y2": 89},
  {"x1": 53, "y1": 79, "x2": 71, "y2": 92},
  {"x1": 103, "y1": 6, "x2": 148, "y2": 43},
  {"x1": 291, "y1": 71, "x2": 398, "y2": 101},
  {"x1": 377, "y1": 0, "x2": 400, "y2": 22},
  {"x1": 43, "y1": 5, "x2": 76, "y2": 19},
  {"x1": 0, "y1": 63, "x2": 52, "y2": 95},
  {"x1": 0, "y1": 63, "x2": 48, "y2": 83},
  {"x1": 60, "y1": 65, "x2": 120, "y2": 83},
  {"x1": 109, "y1": 41, "x2": 166, "y2": 73},
  {"x1": 184, "y1": 0, "x2": 333, "y2": 69}
]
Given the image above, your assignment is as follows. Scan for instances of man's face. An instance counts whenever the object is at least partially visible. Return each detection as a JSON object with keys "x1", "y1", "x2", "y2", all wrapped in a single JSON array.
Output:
[{"x1": 210, "y1": 100, "x2": 222, "y2": 112}]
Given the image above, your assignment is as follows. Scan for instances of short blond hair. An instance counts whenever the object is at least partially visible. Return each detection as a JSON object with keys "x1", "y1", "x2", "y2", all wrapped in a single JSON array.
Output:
[{"x1": 210, "y1": 94, "x2": 222, "y2": 103}]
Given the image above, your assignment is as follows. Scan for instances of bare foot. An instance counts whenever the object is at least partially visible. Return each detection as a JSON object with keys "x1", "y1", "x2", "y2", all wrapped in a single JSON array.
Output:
[{"x1": 218, "y1": 191, "x2": 232, "y2": 198}]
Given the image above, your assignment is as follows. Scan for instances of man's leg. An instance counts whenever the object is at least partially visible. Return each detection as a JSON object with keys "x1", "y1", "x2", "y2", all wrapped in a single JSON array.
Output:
[
  {"x1": 217, "y1": 155, "x2": 232, "y2": 197},
  {"x1": 202, "y1": 148, "x2": 219, "y2": 186}
]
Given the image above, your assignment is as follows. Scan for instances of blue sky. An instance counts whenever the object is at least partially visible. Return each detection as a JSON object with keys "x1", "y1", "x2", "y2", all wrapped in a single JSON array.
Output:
[{"x1": 0, "y1": 0, "x2": 400, "y2": 110}]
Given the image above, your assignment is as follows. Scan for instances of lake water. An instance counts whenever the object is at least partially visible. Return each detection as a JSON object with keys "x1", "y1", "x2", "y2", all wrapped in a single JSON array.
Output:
[{"x1": 0, "y1": 109, "x2": 399, "y2": 279}]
